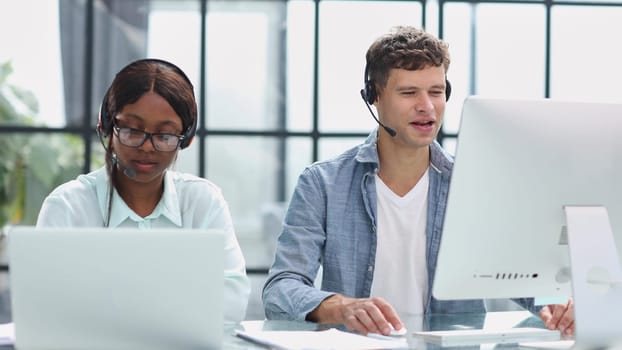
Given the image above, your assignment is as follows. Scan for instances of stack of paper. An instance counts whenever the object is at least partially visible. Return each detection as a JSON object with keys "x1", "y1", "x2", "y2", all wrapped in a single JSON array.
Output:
[{"x1": 236, "y1": 328, "x2": 408, "y2": 350}]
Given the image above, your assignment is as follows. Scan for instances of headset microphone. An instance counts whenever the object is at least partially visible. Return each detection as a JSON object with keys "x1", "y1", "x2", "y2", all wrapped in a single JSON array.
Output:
[
  {"x1": 359, "y1": 89, "x2": 397, "y2": 137},
  {"x1": 111, "y1": 154, "x2": 136, "y2": 178}
]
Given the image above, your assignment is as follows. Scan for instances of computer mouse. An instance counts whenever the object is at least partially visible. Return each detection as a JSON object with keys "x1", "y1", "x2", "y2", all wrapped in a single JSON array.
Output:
[{"x1": 389, "y1": 326, "x2": 408, "y2": 336}]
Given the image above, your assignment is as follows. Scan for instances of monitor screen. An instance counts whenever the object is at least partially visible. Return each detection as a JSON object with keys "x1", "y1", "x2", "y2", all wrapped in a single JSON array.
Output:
[{"x1": 433, "y1": 96, "x2": 622, "y2": 303}]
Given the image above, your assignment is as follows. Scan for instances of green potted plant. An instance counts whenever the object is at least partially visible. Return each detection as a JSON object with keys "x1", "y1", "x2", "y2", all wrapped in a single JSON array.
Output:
[{"x1": 0, "y1": 61, "x2": 84, "y2": 228}]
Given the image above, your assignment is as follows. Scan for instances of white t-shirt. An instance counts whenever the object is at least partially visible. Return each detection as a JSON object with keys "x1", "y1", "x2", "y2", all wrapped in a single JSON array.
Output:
[{"x1": 370, "y1": 170, "x2": 429, "y2": 316}]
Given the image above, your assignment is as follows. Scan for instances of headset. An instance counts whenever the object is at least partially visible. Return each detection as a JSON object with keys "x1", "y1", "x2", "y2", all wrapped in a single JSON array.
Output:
[
  {"x1": 361, "y1": 62, "x2": 452, "y2": 105},
  {"x1": 97, "y1": 58, "x2": 197, "y2": 150}
]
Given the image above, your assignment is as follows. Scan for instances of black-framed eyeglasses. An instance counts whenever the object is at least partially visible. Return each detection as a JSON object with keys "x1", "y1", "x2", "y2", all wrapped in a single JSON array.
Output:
[{"x1": 112, "y1": 125, "x2": 185, "y2": 152}]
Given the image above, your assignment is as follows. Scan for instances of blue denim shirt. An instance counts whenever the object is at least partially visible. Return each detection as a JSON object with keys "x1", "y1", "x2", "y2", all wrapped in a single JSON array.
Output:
[{"x1": 263, "y1": 129, "x2": 534, "y2": 321}]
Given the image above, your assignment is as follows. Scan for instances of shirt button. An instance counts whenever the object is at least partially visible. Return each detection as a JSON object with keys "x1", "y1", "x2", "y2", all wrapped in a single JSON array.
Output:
[{"x1": 368, "y1": 265, "x2": 373, "y2": 272}]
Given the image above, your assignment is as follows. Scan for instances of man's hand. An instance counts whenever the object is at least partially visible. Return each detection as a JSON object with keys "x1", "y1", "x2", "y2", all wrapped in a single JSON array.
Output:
[
  {"x1": 307, "y1": 294, "x2": 404, "y2": 335},
  {"x1": 539, "y1": 298, "x2": 574, "y2": 336}
]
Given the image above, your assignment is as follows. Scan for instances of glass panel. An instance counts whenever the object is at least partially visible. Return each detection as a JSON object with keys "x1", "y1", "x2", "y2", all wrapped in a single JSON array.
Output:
[
  {"x1": 475, "y1": 3, "x2": 546, "y2": 99},
  {"x1": 0, "y1": 133, "x2": 84, "y2": 228},
  {"x1": 318, "y1": 1, "x2": 423, "y2": 133},
  {"x1": 319, "y1": 136, "x2": 368, "y2": 162},
  {"x1": 286, "y1": 1, "x2": 315, "y2": 132},
  {"x1": 443, "y1": 3, "x2": 546, "y2": 134},
  {"x1": 0, "y1": 1, "x2": 65, "y2": 127},
  {"x1": 205, "y1": 1, "x2": 286, "y2": 131},
  {"x1": 206, "y1": 136, "x2": 311, "y2": 269},
  {"x1": 443, "y1": 3, "x2": 474, "y2": 135},
  {"x1": 550, "y1": 6, "x2": 622, "y2": 103}
]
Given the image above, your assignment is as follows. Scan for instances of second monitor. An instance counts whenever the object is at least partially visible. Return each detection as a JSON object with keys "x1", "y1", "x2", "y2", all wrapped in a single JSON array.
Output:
[{"x1": 433, "y1": 96, "x2": 622, "y2": 348}]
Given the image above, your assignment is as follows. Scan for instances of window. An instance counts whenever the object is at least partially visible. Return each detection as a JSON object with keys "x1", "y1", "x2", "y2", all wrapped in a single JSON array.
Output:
[{"x1": 2, "y1": 0, "x2": 621, "y2": 319}]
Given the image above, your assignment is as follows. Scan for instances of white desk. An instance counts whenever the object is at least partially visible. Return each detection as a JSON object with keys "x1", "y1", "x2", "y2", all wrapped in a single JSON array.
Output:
[{"x1": 226, "y1": 311, "x2": 571, "y2": 349}]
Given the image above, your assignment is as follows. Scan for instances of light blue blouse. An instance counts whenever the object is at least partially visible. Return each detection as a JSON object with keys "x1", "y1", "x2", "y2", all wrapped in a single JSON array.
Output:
[{"x1": 36, "y1": 167, "x2": 251, "y2": 323}]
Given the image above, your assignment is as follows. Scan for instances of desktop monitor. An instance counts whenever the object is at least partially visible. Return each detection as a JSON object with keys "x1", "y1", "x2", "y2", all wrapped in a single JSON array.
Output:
[{"x1": 432, "y1": 96, "x2": 622, "y2": 347}]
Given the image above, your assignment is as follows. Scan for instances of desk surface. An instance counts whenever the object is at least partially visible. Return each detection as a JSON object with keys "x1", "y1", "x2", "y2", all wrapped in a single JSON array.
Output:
[
  {"x1": 1, "y1": 311, "x2": 567, "y2": 349},
  {"x1": 224, "y1": 311, "x2": 569, "y2": 349}
]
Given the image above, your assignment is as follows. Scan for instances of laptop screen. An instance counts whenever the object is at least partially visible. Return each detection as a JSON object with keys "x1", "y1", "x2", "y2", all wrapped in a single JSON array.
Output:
[{"x1": 8, "y1": 226, "x2": 225, "y2": 349}]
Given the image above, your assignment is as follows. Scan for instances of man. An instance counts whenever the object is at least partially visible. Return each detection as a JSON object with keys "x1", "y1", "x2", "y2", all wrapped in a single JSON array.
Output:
[{"x1": 263, "y1": 26, "x2": 573, "y2": 336}]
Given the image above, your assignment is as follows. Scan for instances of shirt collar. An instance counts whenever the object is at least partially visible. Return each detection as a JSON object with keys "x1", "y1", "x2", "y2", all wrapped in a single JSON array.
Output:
[
  {"x1": 355, "y1": 127, "x2": 381, "y2": 165},
  {"x1": 354, "y1": 127, "x2": 454, "y2": 174},
  {"x1": 95, "y1": 168, "x2": 183, "y2": 227}
]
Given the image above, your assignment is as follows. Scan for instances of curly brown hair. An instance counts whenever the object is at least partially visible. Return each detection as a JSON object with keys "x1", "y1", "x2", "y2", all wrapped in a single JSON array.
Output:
[{"x1": 365, "y1": 26, "x2": 450, "y2": 96}]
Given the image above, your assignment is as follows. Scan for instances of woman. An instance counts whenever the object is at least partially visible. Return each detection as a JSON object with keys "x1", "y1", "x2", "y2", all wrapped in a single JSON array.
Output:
[{"x1": 36, "y1": 58, "x2": 250, "y2": 323}]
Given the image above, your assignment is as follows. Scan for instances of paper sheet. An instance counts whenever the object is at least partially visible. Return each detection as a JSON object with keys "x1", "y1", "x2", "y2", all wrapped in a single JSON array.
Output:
[
  {"x1": 519, "y1": 340, "x2": 575, "y2": 349},
  {"x1": 235, "y1": 328, "x2": 408, "y2": 350}
]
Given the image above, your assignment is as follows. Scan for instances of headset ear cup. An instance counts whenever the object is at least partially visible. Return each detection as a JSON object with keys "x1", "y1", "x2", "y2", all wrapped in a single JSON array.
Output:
[
  {"x1": 445, "y1": 79, "x2": 452, "y2": 102},
  {"x1": 181, "y1": 132, "x2": 196, "y2": 149},
  {"x1": 181, "y1": 136, "x2": 195, "y2": 149},
  {"x1": 364, "y1": 81, "x2": 377, "y2": 105},
  {"x1": 180, "y1": 135, "x2": 191, "y2": 149},
  {"x1": 180, "y1": 115, "x2": 197, "y2": 149}
]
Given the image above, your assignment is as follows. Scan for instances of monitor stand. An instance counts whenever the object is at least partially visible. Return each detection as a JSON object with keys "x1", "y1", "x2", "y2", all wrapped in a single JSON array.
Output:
[{"x1": 564, "y1": 206, "x2": 622, "y2": 349}]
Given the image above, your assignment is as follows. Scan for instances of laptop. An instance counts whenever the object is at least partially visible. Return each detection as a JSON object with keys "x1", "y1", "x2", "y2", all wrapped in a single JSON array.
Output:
[{"x1": 7, "y1": 226, "x2": 225, "y2": 349}]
